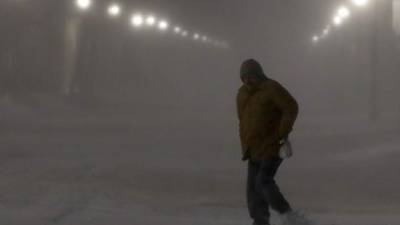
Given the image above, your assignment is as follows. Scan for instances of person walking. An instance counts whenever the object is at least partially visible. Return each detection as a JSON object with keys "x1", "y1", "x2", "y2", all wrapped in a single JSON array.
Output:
[{"x1": 236, "y1": 59, "x2": 310, "y2": 225}]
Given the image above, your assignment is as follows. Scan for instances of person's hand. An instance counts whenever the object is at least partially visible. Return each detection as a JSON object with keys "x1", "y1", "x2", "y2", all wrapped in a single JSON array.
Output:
[
  {"x1": 242, "y1": 151, "x2": 250, "y2": 161},
  {"x1": 279, "y1": 138, "x2": 293, "y2": 159}
]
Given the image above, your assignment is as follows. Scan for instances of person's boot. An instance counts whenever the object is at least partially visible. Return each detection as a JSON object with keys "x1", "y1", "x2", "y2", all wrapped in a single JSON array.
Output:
[{"x1": 278, "y1": 210, "x2": 314, "y2": 225}]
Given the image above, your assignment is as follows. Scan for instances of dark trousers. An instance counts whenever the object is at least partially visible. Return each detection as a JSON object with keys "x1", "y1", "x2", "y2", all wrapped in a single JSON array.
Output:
[{"x1": 247, "y1": 158, "x2": 291, "y2": 225}]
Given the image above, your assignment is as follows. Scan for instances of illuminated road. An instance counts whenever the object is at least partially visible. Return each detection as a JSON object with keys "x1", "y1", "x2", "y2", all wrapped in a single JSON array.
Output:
[{"x1": 1, "y1": 99, "x2": 399, "y2": 225}]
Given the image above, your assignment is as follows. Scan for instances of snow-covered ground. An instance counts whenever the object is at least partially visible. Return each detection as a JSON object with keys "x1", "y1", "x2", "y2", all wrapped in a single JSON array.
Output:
[{"x1": 1, "y1": 97, "x2": 399, "y2": 225}]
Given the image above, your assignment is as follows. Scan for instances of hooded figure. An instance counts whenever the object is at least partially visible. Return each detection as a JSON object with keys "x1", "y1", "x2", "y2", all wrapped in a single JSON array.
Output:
[
  {"x1": 236, "y1": 59, "x2": 308, "y2": 225},
  {"x1": 236, "y1": 59, "x2": 299, "y2": 161},
  {"x1": 239, "y1": 59, "x2": 268, "y2": 93},
  {"x1": 240, "y1": 59, "x2": 269, "y2": 81}
]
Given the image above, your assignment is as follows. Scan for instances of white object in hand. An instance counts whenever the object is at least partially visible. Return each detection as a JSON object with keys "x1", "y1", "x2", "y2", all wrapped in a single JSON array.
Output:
[{"x1": 279, "y1": 138, "x2": 293, "y2": 159}]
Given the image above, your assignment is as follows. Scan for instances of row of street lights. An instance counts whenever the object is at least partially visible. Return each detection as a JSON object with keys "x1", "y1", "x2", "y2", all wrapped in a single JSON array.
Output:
[
  {"x1": 312, "y1": 0, "x2": 370, "y2": 44},
  {"x1": 311, "y1": 0, "x2": 381, "y2": 120},
  {"x1": 75, "y1": 0, "x2": 229, "y2": 49}
]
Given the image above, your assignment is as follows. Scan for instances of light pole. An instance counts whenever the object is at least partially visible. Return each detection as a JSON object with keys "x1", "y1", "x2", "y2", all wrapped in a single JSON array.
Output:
[
  {"x1": 369, "y1": 0, "x2": 379, "y2": 120},
  {"x1": 63, "y1": 0, "x2": 93, "y2": 95},
  {"x1": 63, "y1": 16, "x2": 81, "y2": 95},
  {"x1": 350, "y1": 0, "x2": 378, "y2": 120}
]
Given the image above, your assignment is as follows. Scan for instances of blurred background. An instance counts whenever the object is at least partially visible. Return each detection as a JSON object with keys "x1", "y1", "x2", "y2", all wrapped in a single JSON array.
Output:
[{"x1": 0, "y1": 0, "x2": 399, "y2": 224}]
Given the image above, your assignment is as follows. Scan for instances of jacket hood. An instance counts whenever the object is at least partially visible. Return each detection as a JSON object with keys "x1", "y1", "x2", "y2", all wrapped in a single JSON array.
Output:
[{"x1": 240, "y1": 59, "x2": 268, "y2": 81}]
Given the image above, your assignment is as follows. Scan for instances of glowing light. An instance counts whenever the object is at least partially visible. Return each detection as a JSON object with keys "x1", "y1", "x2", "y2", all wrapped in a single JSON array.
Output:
[
  {"x1": 193, "y1": 33, "x2": 200, "y2": 40},
  {"x1": 312, "y1": 36, "x2": 319, "y2": 42},
  {"x1": 333, "y1": 16, "x2": 343, "y2": 26},
  {"x1": 146, "y1": 16, "x2": 156, "y2": 26},
  {"x1": 181, "y1": 31, "x2": 189, "y2": 37},
  {"x1": 202, "y1": 36, "x2": 208, "y2": 42},
  {"x1": 337, "y1": 6, "x2": 350, "y2": 19},
  {"x1": 323, "y1": 28, "x2": 329, "y2": 36},
  {"x1": 174, "y1": 26, "x2": 181, "y2": 33},
  {"x1": 131, "y1": 14, "x2": 144, "y2": 27},
  {"x1": 352, "y1": 0, "x2": 369, "y2": 7},
  {"x1": 108, "y1": 4, "x2": 121, "y2": 16},
  {"x1": 76, "y1": 0, "x2": 91, "y2": 10},
  {"x1": 158, "y1": 20, "x2": 169, "y2": 30}
]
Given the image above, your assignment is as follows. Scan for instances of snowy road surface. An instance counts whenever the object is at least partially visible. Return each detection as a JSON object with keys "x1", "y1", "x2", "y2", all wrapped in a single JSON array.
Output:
[{"x1": 1, "y1": 99, "x2": 399, "y2": 225}]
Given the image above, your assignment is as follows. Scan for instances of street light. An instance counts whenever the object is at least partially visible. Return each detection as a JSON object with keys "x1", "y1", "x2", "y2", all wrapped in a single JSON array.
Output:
[
  {"x1": 146, "y1": 16, "x2": 156, "y2": 26},
  {"x1": 338, "y1": 6, "x2": 350, "y2": 19},
  {"x1": 174, "y1": 26, "x2": 181, "y2": 33},
  {"x1": 181, "y1": 31, "x2": 189, "y2": 37},
  {"x1": 333, "y1": 15, "x2": 343, "y2": 26},
  {"x1": 131, "y1": 14, "x2": 144, "y2": 27},
  {"x1": 193, "y1": 33, "x2": 200, "y2": 40},
  {"x1": 322, "y1": 28, "x2": 329, "y2": 37},
  {"x1": 324, "y1": 26, "x2": 330, "y2": 35},
  {"x1": 158, "y1": 20, "x2": 169, "y2": 31},
  {"x1": 312, "y1": 35, "x2": 319, "y2": 43},
  {"x1": 107, "y1": 4, "x2": 121, "y2": 17},
  {"x1": 76, "y1": 0, "x2": 91, "y2": 10},
  {"x1": 352, "y1": 0, "x2": 369, "y2": 7}
]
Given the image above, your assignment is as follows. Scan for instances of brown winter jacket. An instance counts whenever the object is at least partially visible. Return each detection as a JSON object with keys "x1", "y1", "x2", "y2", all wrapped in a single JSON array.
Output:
[{"x1": 236, "y1": 78, "x2": 299, "y2": 161}]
